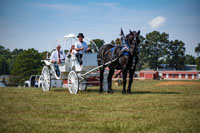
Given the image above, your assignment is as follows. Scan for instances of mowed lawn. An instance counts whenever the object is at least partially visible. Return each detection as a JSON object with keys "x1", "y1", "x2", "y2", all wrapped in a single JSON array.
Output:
[{"x1": 0, "y1": 80, "x2": 200, "y2": 133}]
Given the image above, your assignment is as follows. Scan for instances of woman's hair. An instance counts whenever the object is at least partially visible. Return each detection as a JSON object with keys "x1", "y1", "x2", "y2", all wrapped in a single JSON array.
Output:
[{"x1": 70, "y1": 45, "x2": 75, "y2": 53}]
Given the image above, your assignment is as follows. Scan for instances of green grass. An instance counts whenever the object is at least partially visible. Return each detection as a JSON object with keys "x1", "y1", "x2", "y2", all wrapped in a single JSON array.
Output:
[{"x1": 0, "y1": 80, "x2": 200, "y2": 133}]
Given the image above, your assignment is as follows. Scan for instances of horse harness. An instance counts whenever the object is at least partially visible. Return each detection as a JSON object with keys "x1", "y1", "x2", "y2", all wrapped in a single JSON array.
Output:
[
  {"x1": 97, "y1": 37, "x2": 140, "y2": 67},
  {"x1": 96, "y1": 45, "x2": 130, "y2": 67}
]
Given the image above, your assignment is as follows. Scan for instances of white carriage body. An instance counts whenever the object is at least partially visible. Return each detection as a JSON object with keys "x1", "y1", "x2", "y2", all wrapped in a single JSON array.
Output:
[
  {"x1": 59, "y1": 53, "x2": 98, "y2": 72},
  {"x1": 43, "y1": 33, "x2": 99, "y2": 79},
  {"x1": 41, "y1": 33, "x2": 108, "y2": 94}
]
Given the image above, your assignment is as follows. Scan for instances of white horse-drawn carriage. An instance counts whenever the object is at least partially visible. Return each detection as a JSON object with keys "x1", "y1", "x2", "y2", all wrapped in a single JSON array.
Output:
[{"x1": 40, "y1": 34, "x2": 108, "y2": 94}]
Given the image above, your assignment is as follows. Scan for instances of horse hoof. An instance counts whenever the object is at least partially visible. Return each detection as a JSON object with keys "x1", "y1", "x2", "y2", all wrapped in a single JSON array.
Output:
[
  {"x1": 99, "y1": 89, "x2": 103, "y2": 93},
  {"x1": 122, "y1": 91, "x2": 126, "y2": 94},
  {"x1": 107, "y1": 90, "x2": 113, "y2": 94}
]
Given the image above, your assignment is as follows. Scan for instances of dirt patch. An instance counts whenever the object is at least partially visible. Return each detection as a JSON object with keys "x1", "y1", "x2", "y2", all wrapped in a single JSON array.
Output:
[{"x1": 156, "y1": 81, "x2": 200, "y2": 86}]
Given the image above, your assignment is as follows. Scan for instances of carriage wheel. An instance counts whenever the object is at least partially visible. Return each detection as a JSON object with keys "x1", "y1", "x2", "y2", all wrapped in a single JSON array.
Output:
[
  {"x1": 68, "y1": 71, "x2": 79, "y2": 94},
  {"x1": 41, "y1": 66, "x2": 51, "y2": 91}
]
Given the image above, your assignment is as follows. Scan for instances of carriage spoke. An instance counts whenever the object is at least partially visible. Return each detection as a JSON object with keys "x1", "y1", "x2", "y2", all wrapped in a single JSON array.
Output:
[
  {"x1": 41, "y1": 66, "x2": 51, "y2": 91},
  {"x1": 68, "y1": 71, "x2": 79, "y2": 94}
]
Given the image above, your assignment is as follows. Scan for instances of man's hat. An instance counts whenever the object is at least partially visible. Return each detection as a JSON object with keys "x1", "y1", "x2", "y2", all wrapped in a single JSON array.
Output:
[{"x1": 77, "y1": 33, "x2": 84, "y2": 38}]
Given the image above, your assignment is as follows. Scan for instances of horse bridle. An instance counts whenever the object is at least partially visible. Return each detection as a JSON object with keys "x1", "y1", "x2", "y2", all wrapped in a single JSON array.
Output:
[{"x1": 125, "y1": 34, "x2": 140, "y2": 56}]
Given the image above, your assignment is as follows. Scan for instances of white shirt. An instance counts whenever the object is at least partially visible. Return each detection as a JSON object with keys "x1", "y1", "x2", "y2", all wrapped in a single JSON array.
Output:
[
  {"x1": 71, "y1": 49, "x2": 77, "y2": 54},
  {"x1": 50, "y1": 50, "x2": 65, "y2": 63},
  {"x1": 74, "y1": 41, "x2": 88, "y2": 54}
]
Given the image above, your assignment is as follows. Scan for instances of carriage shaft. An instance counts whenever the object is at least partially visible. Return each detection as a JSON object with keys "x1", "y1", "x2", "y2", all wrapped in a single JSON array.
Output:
[{"x1": 82, "y1": 58, "x2": 118, "y2": 77}]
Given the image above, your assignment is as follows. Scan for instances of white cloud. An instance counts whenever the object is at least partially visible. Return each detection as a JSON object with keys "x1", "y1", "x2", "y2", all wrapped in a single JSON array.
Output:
[{"x1": 149, "y1": 16, "x2": 166, "y2": 28}]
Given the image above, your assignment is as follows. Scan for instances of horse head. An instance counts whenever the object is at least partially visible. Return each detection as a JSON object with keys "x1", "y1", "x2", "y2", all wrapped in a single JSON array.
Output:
[{"x1": 125, "y1": 30, "x2": 141, "y2": 56}]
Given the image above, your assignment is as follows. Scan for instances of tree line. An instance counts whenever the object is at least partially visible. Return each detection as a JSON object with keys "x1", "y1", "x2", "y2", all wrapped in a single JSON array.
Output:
[
  {"x1": 0, "y1": 47, "x2": 43, "y2": 85},
  {"x1": 0, "y1": 31, "x2": 200, "y2": 85}
]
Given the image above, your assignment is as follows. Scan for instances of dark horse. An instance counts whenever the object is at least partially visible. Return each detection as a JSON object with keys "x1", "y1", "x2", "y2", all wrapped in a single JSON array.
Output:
[{"x1": 97, "y1": 29, "x2": 140, "y2": 94}]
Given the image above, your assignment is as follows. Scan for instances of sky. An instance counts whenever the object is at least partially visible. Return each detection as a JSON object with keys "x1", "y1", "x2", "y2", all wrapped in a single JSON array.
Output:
[{"x1": 0, "y1": 0, "x2": 200, "y2": 56}]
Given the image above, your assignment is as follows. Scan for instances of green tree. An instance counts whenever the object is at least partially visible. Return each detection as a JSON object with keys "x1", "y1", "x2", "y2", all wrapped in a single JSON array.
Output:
[
  {"x1": 0, "y1": 45, "x2": 11, "y2": 59},
  {"x1": 110, "y1": 38, "x2": 121, "y2": 45},
  {"x1": 115, "y1": 38, "x2": 121, "y2": 45},
  {"x1": 196, "y1": 57, "x2": 200, "y2": 70},
  {"x1": 12, "y1": 48, "x2": 24, "y2": 55},
  {"x1": 194, "y1": 43, "x2": 200, "y2": 70},
  {"x1": 195, "y1": 43, "x2": 200, "y2": 56},
  {"x1": 184, "y1": 54, "x2": 196, "y2": 65},
  {"x1": 110, "y1": 40, "x2": 115, "y2": 44},
  {"x1": 11, "y1": 48, "x2": 43, "y2": 85},
  {"x1": 40, "y1": 51, "x2": 48, "y2": 60},
  {"x1": 140, "y1": 31, "x2": 169, "y2": 70},
  {"x1": 137, "y1": 35, "x2": 146, "y2": 70},
  {"x1": 0, "y1": 55, "x2": 9, "y2": 75},
  {"x1": 7, "y1": 48, "x2": 24, "y2": 74},
  {"x1": 0, "y1": 45, "x2": 11, "y2": 74},
  {"x1": 166, "y1": 40, "x2": 185, "y2": 70},
  {"x1": 92, "y1": 39, "x2": 105, "y2": 49}
]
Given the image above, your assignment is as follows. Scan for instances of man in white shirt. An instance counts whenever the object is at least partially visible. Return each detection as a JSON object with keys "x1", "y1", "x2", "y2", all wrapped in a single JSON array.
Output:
[
  {"x1": 50, "y1": 44, "x2": 65, "y2": 77},
  {"x1": 74, "y1": 33, "x2": 89, "y2": 65},
  {"x1": 50, "y1": 44, "x2": 65, "y2": 64}
]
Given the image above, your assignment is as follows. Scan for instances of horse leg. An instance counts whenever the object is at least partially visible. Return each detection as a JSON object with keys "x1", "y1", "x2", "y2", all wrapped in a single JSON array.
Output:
[
  {"x1": 99, "y1": 67, "x2": 105, "y2": 93},
  {"x1": 122, "y1": 70, "x2": 127, "y2": 94},
  {"x1": 127, "y1": 56, "x2": 138, "y2": 94},
  {"x1": 107, "y1": 68, "x2": 114, "y2": 93},
  {"x1": 127, "y1": 69, "x2": 134, "y2": 94}
]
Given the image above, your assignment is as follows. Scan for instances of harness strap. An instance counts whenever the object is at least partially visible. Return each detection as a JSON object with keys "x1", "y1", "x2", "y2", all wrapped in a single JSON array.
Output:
[
  {"x1": 110, "y1": 47, "x2": 117, "y2": 60},
  {"x1": 121, "y1": 37, "x2": 130, "y2": 48},
  {"x1": 97, "y1": 45, "x2": 130, "y2": 66}
]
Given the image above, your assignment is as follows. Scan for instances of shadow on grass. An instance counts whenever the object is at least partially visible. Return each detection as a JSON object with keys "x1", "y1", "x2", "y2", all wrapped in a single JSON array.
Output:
[
  {"x1": 85, "y1": 89, "x2": 180, "y2": 95},
  {"x1": 52, "y1": 88, "x2": 68, "y2": 92},
  {"x1": 132, "y1": 91, "x2": 180, "y2": 95},
  {"x1": 50, "y1": 87, "x2": 180, "y2": 95}
]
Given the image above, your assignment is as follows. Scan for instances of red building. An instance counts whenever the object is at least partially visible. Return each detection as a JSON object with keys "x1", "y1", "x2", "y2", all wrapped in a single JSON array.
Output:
[
  {"x1": 139, "y1": 71, "x2": 159, "y2": 79},
  {"x1": 162, "y1": 71, "x2": 199, "y2": 80},
  {"x1": 139, "y1": 71, "x2": 199, "y2": 80}
]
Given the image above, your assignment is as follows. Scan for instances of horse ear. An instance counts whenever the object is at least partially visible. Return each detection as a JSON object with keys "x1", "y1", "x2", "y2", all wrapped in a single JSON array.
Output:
[
  {"x1": 138, "y1": 30, "x2": 140, "y2": 35},
  {"x1": 129, "y1": 30, "x2": 132, "y2": 34}
]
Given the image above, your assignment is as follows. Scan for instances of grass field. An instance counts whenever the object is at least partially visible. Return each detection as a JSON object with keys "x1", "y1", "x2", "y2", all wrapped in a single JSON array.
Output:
[{"x1": 0, "y1": 80, "x2": 200, "y2": 133}]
